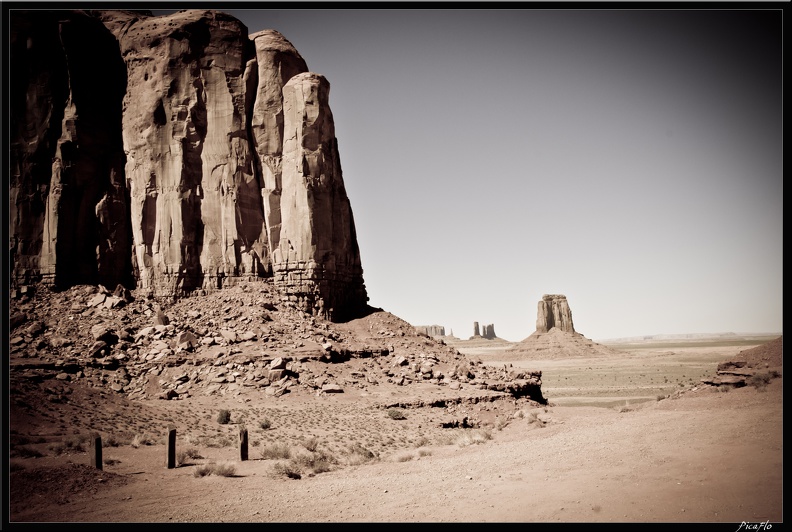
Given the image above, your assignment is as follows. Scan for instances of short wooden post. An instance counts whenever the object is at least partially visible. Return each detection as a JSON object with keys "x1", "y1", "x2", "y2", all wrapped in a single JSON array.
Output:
[
  {"x1": 90, "y1": 433, "x2": 103, "y2": 470},
  {"x1": 167, "y1": 428, "x2": 176, "y2": 469},
  {"x1": 239, "y1": 425, "x2": 248, "y2": 461}
]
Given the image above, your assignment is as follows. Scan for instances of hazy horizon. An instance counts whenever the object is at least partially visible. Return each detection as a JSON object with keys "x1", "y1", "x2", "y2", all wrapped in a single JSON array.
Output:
[{"x1": 145, "y1": 7, "x2": 783, "y2": 342}]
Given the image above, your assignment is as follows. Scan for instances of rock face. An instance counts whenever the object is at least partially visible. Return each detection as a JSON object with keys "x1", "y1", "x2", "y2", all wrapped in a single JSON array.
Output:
[
  {"x1": 535, "y1": 294, "x2": 575, "y2": 333},
  {"x1": 9, "y1": 10, "x2": 131, "y2": 289},
  {"x1": 9, "y1": 9, "x2": 368, "y2": 321}
]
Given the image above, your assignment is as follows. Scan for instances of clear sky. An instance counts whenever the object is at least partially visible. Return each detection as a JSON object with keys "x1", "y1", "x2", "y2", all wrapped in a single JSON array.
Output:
[{"x1": 152, "y1": 6, "x2": 783, "y2": 342}]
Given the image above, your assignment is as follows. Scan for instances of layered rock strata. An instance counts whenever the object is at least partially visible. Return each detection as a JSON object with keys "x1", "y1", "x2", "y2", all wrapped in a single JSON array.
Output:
[{"x1": 9, "y1": 9, "x2": 368, "y2": 321}]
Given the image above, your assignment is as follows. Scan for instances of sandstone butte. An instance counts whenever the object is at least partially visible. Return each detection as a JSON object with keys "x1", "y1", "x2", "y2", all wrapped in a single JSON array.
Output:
[
  {"x1": 9, "y1": 9, "x2": 367, "y2": 322},
  {"x1": 504, "y1": 294, "x2": 627, "y2": 360}
]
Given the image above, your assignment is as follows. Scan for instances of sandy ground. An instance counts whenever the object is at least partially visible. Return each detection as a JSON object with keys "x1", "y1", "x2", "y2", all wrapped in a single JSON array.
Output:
[{"x1": 9, "y1": 371, "x2": 782, "y2": 523}]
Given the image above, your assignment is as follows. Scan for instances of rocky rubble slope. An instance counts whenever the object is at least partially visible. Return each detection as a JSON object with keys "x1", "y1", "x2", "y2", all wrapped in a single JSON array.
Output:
[{"x1": 9, "y1": 282, "x2": 546, "y2": 430}]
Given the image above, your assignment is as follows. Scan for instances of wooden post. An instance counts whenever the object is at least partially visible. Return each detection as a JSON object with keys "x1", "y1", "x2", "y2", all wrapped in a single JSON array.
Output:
[
  {"x1": 90, "y1": 433, "x2": 103, "y2": 470},
  {"x1": 167, "y1": 428, "x2": 176, "y2": 469},
  {"x1": 239, "y1": 425, "x2": 248, "y2": 461}
]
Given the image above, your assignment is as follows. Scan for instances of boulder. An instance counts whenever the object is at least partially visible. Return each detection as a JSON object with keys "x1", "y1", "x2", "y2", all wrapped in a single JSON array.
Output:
[{"x1": 176, "y1": 331, "x2": 198, "y2": 350}]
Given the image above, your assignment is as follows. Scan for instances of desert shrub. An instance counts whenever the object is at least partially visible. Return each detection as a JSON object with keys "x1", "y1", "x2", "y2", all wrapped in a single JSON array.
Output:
[
  {"x1": 201, "y1": 434, "x2": 230, "y2": 448},
  {"x1": 413, "y1": 436, "x2": 430, "y2": 448},
  {"x1": 386, "y1": 408, "x2": 406, "y2": 420},
  {"x1": 193, "y1": 464, "x2": 214, "y2": 477},
  {"x1": 177, "y1": 447, "x2": 203, "y2": 466},
  {"x1": 435, "y1": 432, "x2": 459, "y2": 446},
  {"x1": 417, "y1": 448, "x2": 432, "y2": 457},
  {"x1": 103, "y1": 435, "x2": 125, "y2": 447},
  {"x1": 394, "y1": 452, "x2": 414, "y2": 462},
  {"x1": 11, "y1": 445, "x2": 44, "y2": 458},
  {"x1": 290, "y1": 449, "x2": 337, "y2": 474},
  {"x1": 456, "y1": 428, "x2": 492, "y2": 447},
  {"x1": 495, "y1": 418, "x2": 509, "y2": 430},
  {"x1": 130, "y1": 433, "x2": 156, "y2": 448},
  {"x1": 747, "y1": 372, "x2": 773, "y2": 389},
  {"x1": 47, "y1": 442, "x2": 67, "y2": 455},
  {"x1": 184, "y1": 447, "x2": 203, "y2": 459},
  {"x1": 259, "y1": 442, "x2": 292, "y2": 460},
  {"x1": 65, "y1": 434, "x2": 87, "y2": 449},
  {"x1": 48, "y1": 435, "x2": 86, "y2": 455},
  {"x1": 217, "y1": 409, "x2": 231, "y2": 425},
  {"x1": 303, "y1": 436, "x2": 319, "y2": 452},
  {"x1": 213, "y1": 462, "x2": 236, "y2": 477},
  {"x1": 344, "y1": 443, "x2": 379, "y2": 465},
  {"x1": 273, "y1": 461, "x2": 302, "y2": 479},
  {"x1": 259, "y1": 418, "x2": 272, "y2": 430}
]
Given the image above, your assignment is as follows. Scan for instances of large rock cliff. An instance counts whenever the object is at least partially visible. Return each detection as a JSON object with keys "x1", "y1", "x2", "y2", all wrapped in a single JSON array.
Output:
[{"x1": 9, "y1": 9, "x2": 368, "y2": 321}]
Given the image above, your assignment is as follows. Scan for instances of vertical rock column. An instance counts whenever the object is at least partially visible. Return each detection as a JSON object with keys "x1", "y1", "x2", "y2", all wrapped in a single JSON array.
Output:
[
  {"x1": 481, "y1": 324, "x2": 496, "y2": 339},
  {"x1": 110, "y1": 10, "x2": 261, "y2": 295},
  {"x1": 278, "y1": 72, "x2": 367, "y2": 320},
  {"x1": 249, "y1": 30, "x2": 308, "y2": 264}
]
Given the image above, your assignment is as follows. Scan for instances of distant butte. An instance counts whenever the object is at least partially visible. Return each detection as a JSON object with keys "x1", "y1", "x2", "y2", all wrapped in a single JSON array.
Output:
[{"x1": 501, "y1": 294, "x2": 624, "y2": 360}]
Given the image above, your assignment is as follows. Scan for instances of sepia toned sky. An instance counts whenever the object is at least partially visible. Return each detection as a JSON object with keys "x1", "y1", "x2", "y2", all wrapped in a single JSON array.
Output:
[{"x1": 153, "y1": 6, "x2": 783, "y2": 342}]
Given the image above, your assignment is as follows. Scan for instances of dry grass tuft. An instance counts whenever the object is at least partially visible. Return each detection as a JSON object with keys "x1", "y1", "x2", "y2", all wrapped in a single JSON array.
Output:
[
  {"x1": 272, "y1": 461, "x2": 302, "y2": 479},
  {"x1": 193, "y1": 461, "x2": 236, "y2": 477},
  {"x1": 386, "y1": 408, "x2": 407, "y2": 420},
  {"x1": 131, "y1": 433, "x2": 156, "y2": 448},
  {"x1": 455, "y1": 428, "x2": 493, "y2": 447},
  {"x1": 259, "y1": 442, "x2": 292, "y2": 460},
  {"x1": 343, "y1": 443, "x2": 379, "y2": 466},
  {"x1": 177, "y1": 447, "x2": 203, "y2": 466}
]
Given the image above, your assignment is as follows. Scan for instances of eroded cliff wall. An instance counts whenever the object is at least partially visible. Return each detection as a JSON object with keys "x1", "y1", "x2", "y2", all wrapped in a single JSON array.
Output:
[
  {"x1": 9, "y1": 9, "x2": 368, "y2": 321},
  {"x1": 10, "y1": 10, "x2": 131, "y2": 289}
]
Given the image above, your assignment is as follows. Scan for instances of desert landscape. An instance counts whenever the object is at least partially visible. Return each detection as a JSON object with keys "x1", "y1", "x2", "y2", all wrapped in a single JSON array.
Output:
[
  {"x1": 6, "y1": 8, "x2": 782, "y2": 525},
  {"x1": 8, "y1": 281, "x2": 783, "y2": 523}
]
